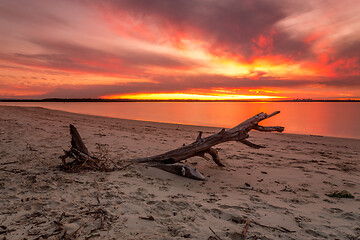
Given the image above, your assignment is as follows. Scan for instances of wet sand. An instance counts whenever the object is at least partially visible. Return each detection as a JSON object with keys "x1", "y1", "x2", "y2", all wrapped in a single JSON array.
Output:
[{"x1": 0, "y1": 105, "x2": 359, "y2": 239}]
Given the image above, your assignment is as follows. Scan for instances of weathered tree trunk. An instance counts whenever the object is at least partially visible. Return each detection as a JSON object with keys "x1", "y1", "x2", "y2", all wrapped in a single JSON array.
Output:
[{"x1": 60, "y1": 111, "x2": 284, "y2": 180}]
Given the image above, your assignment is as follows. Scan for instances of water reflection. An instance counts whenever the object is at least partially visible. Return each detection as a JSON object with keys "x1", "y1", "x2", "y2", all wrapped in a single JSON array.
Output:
[{"x1": 1, "y1": 102, "x2": 359, "y2": 139}]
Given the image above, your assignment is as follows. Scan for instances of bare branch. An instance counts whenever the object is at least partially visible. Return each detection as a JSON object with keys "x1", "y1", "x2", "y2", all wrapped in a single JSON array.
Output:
[
  {"x1": 239, "y1": 139, "x2": 265, "y2": 149},
  {"x1": 267, "y1": 111, "x2": 281, "y2": 118},
  {"x1": 196, "y1": 131, "x2": 203, "y2": 142},
  {"x1": 254, "y1": 125, "x2": 284, "y2": 132},
  {"x1": 207, "y1": 148, "x2": 225, "y2": 167}
]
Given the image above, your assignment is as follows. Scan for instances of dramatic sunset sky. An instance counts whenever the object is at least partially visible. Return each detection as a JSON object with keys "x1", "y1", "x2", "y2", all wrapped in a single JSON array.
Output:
[{"x1": 0, "y1": 0, "x2": 359, "y2": 100}]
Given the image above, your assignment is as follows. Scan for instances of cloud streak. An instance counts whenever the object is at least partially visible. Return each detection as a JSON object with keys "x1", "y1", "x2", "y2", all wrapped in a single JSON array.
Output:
[{"x1": 5, "y1": 74, "x2": 355, "y2": 100}]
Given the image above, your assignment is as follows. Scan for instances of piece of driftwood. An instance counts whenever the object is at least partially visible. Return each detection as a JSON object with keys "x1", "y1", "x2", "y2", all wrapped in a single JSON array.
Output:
[
  {"x1": 141, "y1": 111, "x2": 283, "y2": 179},
  {"x1": 60, "y1": 112, "x2": 284, "y2": 179},
  {"x1": 60, "y1": 124, "x2": 116, "y2": 172},
  {"x1": 132, "y1": 111, "x2": 283, "y2": 165},
  {"x1": 150, "y1": 163, "x2": 205, "y2": 180}
]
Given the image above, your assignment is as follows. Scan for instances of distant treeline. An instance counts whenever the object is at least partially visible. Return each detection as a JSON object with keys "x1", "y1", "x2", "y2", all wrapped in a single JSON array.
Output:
[{"x1": 0, "y1": 98, "x2": 359, "y2": 102}]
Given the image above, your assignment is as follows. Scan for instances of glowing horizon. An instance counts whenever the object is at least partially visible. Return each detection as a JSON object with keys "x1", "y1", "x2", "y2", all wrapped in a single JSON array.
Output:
[{"x1": 104, "y1": 92, "x2": 285, "y2": 101}]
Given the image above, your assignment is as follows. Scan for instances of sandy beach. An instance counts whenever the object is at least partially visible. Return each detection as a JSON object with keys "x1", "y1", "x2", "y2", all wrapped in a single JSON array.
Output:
[{"x1": 0, "y1": 105, "x2": 359, "y2": 239}]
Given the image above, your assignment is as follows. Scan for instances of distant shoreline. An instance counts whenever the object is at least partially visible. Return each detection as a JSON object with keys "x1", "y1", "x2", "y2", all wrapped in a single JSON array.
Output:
[{"x1": 0, "y1": 98, "x2": 359, "y2": 103}]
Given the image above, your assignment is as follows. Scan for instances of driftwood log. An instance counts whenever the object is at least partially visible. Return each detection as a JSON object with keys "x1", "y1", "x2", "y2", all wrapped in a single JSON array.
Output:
[{"x1": 60, "y1": 111, "x2": 284, "y2": 180}]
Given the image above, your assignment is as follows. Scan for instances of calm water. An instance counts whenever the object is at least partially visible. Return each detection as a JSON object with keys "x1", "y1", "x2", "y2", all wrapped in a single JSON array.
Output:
[{"x1": 1, "y1": 102, "x2": 359, "y2": 139}]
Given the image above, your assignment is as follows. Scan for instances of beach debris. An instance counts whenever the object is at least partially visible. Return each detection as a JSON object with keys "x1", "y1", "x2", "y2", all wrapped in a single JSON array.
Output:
[
  {"x1": 326, "y1": 190, "x2": 354, "y2": 198},
  {"x1": 242, "y1": 218, "x2": 251, "y2": 238},
  {"x1": 150, "y1": 163, "x2": 205, "y2": 180},
  {"x1": 66, "y1": 224, "x2": 82, "y2": 239},
  {"x1": 1, "y1": 161, "x2": 18, "y2": 165},
  {"x1": 60, "y1": 124, "x2": 117, "y2": 172},
  {"x1": 60, "y1": 111, "x2": 284, "y2": 180},
  {"x1": 86, "y1": 208, "x2": 116, "y2": 233},
  {"x1": 209, "y1": 227, "x2": 223, "y2": 240},
  {"x1": 139, "y1": 215, "x2": 155, "y2": 221},
  {"x1": 131, "y1": 111, "x2": 284, "y2": 180},
  {"x1": 230, "y1": 218, "x2": 251, "y2": 240}
]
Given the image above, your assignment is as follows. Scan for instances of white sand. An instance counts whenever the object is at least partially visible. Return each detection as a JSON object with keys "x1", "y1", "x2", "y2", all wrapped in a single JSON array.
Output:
[{"x1": 0, "y1": 105, "x2": 359, "y2": 239}]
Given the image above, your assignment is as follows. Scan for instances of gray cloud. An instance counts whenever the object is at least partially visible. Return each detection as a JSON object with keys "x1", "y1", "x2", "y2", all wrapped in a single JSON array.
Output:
[
  {"x1": 2, "y1": 40, "x2": 199, "y2": 76},
  {"x1": 99, "y1": 0, "x2": 310, "y2": 59}
]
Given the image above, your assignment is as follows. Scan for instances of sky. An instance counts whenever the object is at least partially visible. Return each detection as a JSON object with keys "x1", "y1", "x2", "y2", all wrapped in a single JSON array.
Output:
[{"x1": 0, "y1": 0, "x2": 359, "y2": 100}]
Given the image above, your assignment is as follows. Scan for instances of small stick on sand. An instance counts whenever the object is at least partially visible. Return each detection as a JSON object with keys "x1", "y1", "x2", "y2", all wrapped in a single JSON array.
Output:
[
  {"x1": 209, "y1": 227, "x2": 223, "y2": 240},
  {"x1": 139, "y1": 216, "x2": 155, "y2": 221},
  {"x1": 242, "y1": 218, "x2": 251, "y2": 239},
  {"x1": 1, "y1": 161, "x2": 19, "y2": 165},
  {"x1": 68, "y1": 225, "x2": 83, "y2": 238}
]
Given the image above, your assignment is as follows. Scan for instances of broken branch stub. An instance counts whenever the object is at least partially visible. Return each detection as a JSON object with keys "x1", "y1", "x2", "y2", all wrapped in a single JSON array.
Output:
[
  {"x1": 70, "y1": 124, "x2": 89, "y2": 155},
  {"x1": 60, "y1": 125, "x2": 116, "y2": 172}
]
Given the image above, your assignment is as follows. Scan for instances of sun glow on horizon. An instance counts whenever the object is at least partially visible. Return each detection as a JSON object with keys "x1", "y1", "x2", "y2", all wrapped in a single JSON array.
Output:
[{"x1": 103, "y1": 92, "x2": 285, "y2": 100}]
